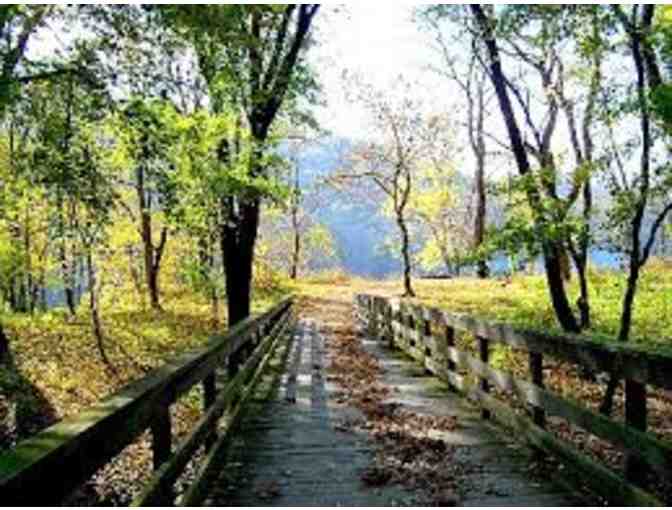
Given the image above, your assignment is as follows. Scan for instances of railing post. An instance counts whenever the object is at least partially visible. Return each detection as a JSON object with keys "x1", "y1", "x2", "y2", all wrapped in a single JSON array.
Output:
[
  {"x1": 407, "y1": 313, "x2": 415, "y2": 348},
  {"x1": 446, "y1": 325, "x2": 457, "y2": 392},
  {"x1": 368, "y1": 298, "x2": 378, "y2": 339},
  {"x1": 151, "y1": 404, "x2": 172, "y2": 470},
  {"x1": 203, "y1": 374, "x2": 217, "y2": 449},
  {"x1": 383, "y1": 303, "x2": 393, "y2": 347},
  {"x1": 529, "y1": 352, "x2": 546, "y2": 428},
  {"x1": 478, "y1": 336, "x2": 491, "y2": 420},
  {"x1": 423, "y1": 319, "x2": 432, "y2": 373},
  {"x1": 625, "y1": 378, "x2": 647, "y2": 485}
]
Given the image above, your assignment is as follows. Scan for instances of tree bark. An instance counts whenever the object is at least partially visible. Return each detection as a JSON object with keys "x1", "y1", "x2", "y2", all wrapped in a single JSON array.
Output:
[
  {"x1": 289, "y1": 168, "x2": 301, "y2": 280},
  {"x1": 137, "y1": 163, "x2": 167, "y2": 310},
  {"x1": 474, "y1": 149, "x2": 488, "y2": 278},
  {"x1": 222, "y1": 199, "x2": 260, "y2": 326},
  {"x1": 290, "y1": 226, "x2": 300, "y2": 280},
  {"x1": 87, "y1": 249, "x2": 114, "y2": 372},
  {"x1": 396, "y1": 209, "x2": 415, "y2": 297},
  {"x1": 473, "y1": 80, "x2": 489, "y2": 279}
]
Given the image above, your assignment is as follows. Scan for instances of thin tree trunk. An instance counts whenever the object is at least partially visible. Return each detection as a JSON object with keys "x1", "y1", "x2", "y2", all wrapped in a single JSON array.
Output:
[
  {"x1": 600, "y1": 7, "x2": 652, "y2": 416},
  {"x1": 474, "y1": 150, "x2": 488, "y2": 278},
  {"x1": 87, "y1": 250, "x2": 115, "y2": 372},
  {"x1": 397, "y1": 209, "x2": 415, "y2": 297},
  {"x1": 137, "y1": 163, "x2": 167, "y2": 310},
  {"x1": 289, "y1": 164, "x2": 301, "y2": 280},
  {"x1": 0, "y1": 323, "x2": 8, "y2": 363},
  {"x1": 474, "y1": 83, "x2": 489, "y2": 279}
]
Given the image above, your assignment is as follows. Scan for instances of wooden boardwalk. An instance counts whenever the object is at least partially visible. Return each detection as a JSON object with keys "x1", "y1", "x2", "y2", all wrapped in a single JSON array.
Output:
[{"x1": 200, "y1": 316, "x2": 581, "y2": 506}]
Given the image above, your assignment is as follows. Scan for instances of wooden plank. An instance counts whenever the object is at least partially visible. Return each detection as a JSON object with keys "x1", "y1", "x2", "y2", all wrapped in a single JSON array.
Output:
[
  {"x1": 0, "y1": 298, "x2": 292, "y2": 506},
  {"x1": 625, "y1": 378, "x2": 648, "y2": 485},
  {"x1": 478, "y1": 336, "x2": 491, "y2": 420},
  {"x1": 203, "y1": 374, "x2": 217, "y2": 450},
  {"x1": 180, "y1": 313, "x2": 292, "y2": 507},
  {"x1": 150, "y1": 405, "x2": 172, "y2": 470},
  {"x1": 529, "y1": 352, "x2": 546, "y2": 428},
  {"x1": 424, "y1": 357, "x2": 467, "y2": 392}
]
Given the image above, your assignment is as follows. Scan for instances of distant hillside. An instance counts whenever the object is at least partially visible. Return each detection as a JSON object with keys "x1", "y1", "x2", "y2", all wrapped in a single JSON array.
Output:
[{"x1": 292, "y1": 137, "x2": 402, "y2": 277}]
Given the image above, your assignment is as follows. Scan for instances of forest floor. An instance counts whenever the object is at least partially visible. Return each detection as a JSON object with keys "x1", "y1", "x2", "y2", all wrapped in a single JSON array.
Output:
[{"x1": 0, "y1": 284, "x2": 286, "y2": 504}]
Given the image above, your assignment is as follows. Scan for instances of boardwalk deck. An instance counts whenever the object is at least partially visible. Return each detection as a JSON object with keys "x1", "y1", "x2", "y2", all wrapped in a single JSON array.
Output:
[{"x1": 200, "y1": 313, "x2": 582, "y2": 506}]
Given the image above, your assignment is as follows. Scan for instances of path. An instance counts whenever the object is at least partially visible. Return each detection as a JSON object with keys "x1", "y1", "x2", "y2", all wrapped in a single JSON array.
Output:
[
  {"x1": 200, "y1": 296, "x2": 581, "y2": 506},
  {"x1": 202, "y1": 319, "x2": 408, "y2": 506}
]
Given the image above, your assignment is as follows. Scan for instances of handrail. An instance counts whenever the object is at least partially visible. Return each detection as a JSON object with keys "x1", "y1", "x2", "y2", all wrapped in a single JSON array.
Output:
[
  {"x1": 356, "y1": 294, "x2": 672, "y2": 507},
  {"x1": 0, "y1": 297, "x2": 293, "y2": 506}
]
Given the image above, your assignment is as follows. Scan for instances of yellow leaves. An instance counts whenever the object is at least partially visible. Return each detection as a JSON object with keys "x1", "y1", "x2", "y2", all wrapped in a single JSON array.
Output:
[{"x1": 416, "y1": 238, "x2": 444, "y2": 271}]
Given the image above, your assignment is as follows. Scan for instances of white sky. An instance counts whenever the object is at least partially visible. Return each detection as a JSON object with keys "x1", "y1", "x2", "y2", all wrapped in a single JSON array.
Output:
[{"x1": 309, "y1": 4, "x2": 449, "y2": 139}]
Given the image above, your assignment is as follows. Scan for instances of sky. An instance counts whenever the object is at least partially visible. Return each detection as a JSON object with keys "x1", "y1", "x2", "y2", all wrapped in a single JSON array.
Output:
[{"x1": 308, "y1": 5, "x2": 449, "y2": 140}]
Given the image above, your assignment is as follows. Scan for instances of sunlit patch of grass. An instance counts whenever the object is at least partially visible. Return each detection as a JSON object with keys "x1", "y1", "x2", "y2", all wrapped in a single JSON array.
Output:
[{"x1": 295, "y1": 259, "x2": 672, "y2": 352}]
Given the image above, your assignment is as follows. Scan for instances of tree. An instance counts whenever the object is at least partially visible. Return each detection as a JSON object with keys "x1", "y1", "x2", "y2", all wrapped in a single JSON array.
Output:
[
  {"x1": 469, "y1": 5, "x2": 602, "y2": 333},
  {"x1": 417, "y1": 6, "x2": 495, "y2": 278},
  {"x1": 162, "y1": 5, "x2": 320, "y2": 325},
  {"x1": 111, "y1": 99, "x2": 180, "y2": 310},
  {"x1": 333, "y1": 80, "x2": 454, "y2": 296},
  {"x1": 598, "y1": 5, "x2": 672, "y2": 416},
  {"x1": 408, "y1": 164, "x2": 473, "y2": 276}
]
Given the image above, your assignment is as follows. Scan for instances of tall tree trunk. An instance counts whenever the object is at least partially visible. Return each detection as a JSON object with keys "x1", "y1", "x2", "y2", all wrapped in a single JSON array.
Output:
[
  {"x1": 59, "y1": 215, "x2": 76, "y2": 316},
  {"x1": 396, "y1": 209, "x2": 415, "y2": 297},
  {"x1": 137, "y1": 164, "x2": 167, "y2": 310},
  {"x1": 600, "y1": 9, "x2": 652, "y2": 415},
  {"x1": 289, "y1": 163, "x2": 301, "y2": 280},
  {"x1": 222, "y1": 199, "x2": 260, "y2": 326},
  {"x1": 290, "y1": 213, "x2": 300, "y2": 280},
  {"x1": 474, "y1": 150, "x2": 488, "y2": 278},
  {"x1": 473, "y1": 81, "x2": 489, "y2": 279}
]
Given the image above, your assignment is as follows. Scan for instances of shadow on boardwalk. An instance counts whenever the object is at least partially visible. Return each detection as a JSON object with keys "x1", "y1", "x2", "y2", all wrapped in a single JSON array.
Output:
[{"x1": 198, "y1": 293, "x2": 583, "y2": 506}]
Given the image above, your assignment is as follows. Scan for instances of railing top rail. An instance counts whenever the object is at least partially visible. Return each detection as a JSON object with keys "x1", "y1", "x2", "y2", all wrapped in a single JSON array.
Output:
[
  {"x1": 356, "y1": 293, "x2": 672, "y2": 390},
  {"x1": 0, "y1": 296, "x2": 293, "y2": 502}
]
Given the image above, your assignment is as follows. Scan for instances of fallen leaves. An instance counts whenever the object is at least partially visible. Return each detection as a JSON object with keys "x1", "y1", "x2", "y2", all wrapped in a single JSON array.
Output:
[{"x1": 298, "y1": 291, "x2": 463, "y2": 506}]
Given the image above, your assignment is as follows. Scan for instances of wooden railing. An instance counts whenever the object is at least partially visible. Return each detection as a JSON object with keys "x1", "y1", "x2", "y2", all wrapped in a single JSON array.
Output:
[
  {"x1": 0, "y1": 297, "x2": 293, "y2": 506},
  {"x1": 356, "y1": 294, "x2": 672, "y2": 506}
]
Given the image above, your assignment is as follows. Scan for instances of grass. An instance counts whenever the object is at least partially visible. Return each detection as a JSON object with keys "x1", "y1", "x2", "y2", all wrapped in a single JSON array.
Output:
[
  {"x1": 294, "y1": 259, "x2": 672, "y2": 353},
  {"x1": 0, "y1": 282, "x2": 288, "y2": 447}
]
